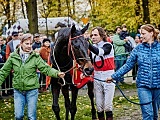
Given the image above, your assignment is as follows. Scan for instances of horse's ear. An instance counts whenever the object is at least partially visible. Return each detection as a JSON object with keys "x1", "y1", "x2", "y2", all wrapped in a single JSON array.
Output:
[
  {"x1": 81, "y1": 23, "x2": 90, "y2": 34},
  {"x1": 71, "y1": 24, "x2": 76, "y2": 34}
]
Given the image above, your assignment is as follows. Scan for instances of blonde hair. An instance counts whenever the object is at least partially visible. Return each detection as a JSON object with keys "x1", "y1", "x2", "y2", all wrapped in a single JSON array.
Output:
[{"x1": 141, "y1": 24, "x2": 159, "y2": 40}]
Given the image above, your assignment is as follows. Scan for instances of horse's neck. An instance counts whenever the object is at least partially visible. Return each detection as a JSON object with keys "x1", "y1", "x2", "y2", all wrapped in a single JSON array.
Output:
[{"x1": 53, "y1": 45, "x2": 73, "y2": 70}]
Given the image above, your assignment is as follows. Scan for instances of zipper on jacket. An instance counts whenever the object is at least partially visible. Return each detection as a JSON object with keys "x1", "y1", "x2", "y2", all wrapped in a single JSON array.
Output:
[{"x1": 150, "y1": 45, "x2": 153, "y2": 86}]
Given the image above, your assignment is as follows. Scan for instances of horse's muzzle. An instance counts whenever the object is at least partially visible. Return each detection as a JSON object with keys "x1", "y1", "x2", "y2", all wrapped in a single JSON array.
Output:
[{"x1": 83, "y1": 67, "x2": 94, "y2": 76}]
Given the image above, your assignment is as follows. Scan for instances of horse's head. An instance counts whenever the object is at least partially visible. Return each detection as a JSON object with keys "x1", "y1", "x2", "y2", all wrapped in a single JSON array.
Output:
[
  {"x1": 69, "y1": 23, "x2": 94, "y2": 76},
  {"x1": 55, "y1": 22, "x2": 67, "y2": 28}
]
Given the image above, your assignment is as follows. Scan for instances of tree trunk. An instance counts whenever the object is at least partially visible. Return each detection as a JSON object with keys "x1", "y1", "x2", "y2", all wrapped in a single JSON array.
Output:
[
  {"x1": 6, "y1": 0, "x2": 11, "y2": 28},
  {"x1": 142, "y1": 0, "x2": 150, "y2": 23},
  {"x1": 21, "y1": 0, "x2": 26, "y2": 19},
  {"x1": 57, "y1": 0, "x2": 61, "y2": 16},
  {"x1": 135, "y1": 0, "x2": 140, "y2": 16},
  {"x1": 72, "y1": 0, "x2": 75, "y2": 16},
  {"x1": 25, "y1": 0, "x2": 38, "y2": 34}
]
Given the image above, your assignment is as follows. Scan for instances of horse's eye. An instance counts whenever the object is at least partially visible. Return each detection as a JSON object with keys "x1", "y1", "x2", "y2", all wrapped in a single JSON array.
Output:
[{"x1": 73, "y1": 40, "x2": 78, "y2": 43}]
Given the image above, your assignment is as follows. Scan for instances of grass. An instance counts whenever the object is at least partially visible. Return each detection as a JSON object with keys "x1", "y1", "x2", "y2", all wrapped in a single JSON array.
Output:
[{"x1": 0, "y1": 83, "x2": 141, "y2": 120}]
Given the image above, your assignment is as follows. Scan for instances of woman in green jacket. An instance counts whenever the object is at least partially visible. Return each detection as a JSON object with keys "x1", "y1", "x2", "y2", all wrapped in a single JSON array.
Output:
[{"x1": 0, "y1": 33, "x2": 65, "y2": 120}]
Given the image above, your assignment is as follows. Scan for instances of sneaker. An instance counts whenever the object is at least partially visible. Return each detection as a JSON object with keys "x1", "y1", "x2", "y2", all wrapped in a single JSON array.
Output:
[
  {"x1": 132, "y1": 80, "x2": 136, "y2": 84},
  {"x1": 120, "y1": 81, "x2": 126, "y2": 84}
]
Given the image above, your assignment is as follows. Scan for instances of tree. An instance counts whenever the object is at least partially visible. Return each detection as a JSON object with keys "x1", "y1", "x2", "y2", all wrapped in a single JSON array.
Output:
[
  {"x1": 142, "y1": 0, "x2": 150, "y2": 23},
  {"x1": 25, "y1": 0, "x2": 38, "y2": 34}
]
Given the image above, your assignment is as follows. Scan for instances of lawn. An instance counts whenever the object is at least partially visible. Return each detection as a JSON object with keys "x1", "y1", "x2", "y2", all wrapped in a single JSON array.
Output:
[{"x1": 0, "y1": 83, "x2": 141, "y2": 120}]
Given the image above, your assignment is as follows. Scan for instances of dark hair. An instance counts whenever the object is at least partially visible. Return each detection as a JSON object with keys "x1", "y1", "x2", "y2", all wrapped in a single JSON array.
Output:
[
  {"x1": 115, "y1": 26, "x2": 121, "y2": 32},
  {"x1": 141, "y1": 24, "x2": 159, "y2": 40},
  {"x1": 42, "y1": 38, "x2": 50, "y2": 44},
  {"x1": 91, "y1": 27, "x2": 106, "y2": 41}
]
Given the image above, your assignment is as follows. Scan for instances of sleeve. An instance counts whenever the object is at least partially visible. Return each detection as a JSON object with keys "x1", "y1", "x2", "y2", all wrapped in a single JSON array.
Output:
[
  {"x1": 0, "y1": 56, "x2": 12, "y2": 86},
  {"x1": 112, "y1": 35, "x2": 126, "y2": 46},
  {"x1": 111, "y1": 48, "x2": 138, "y2": 81},
  {"x1": 36, "y1": 55, "x2": 60, "y2": 78},
  {"x1": 5, "y1": 44, "x2": 10, "y2": 60},
  {"x1": 0, "y1": 45, "x2": 6, "y2": 56},
  {"x1": 89, "y1": 43, "x2": 112, "y2": 56}
]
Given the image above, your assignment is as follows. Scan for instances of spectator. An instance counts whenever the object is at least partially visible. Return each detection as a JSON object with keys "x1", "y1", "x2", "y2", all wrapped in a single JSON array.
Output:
[
  {"x1": 106, "y1": 24, "x2": 160, "y2": 120},
  {"x1": 89, "y1": 26, "x2": 115, "y2": 120},
  {"x1": 0, "y1": 36, "x2": 7, "y2": 97},
  {"x1": 32, "y1": 33, "x2": 41, "y2": 52},
  {"x1": 112, "y1": 26, "x2": 127, "y2": 84},
  {"x1": 6, "y1": 31, "x2": 21, "y2": 59},
  {"x1": 0, "y1": 33, "x2": 65, "y2": 120},
  {"x1": 39, "y1": 38, "x2": 51, "y2": 62},
  {"x1": 39, "y1": 38, "x2": 51, "y2": 91},
  {"x1": 119, "y1": 24, "x2": 130, "y2": 40},
  {"x1": 32, "y1": 33, "x2": 42, "y2": 84},
  {"x1": 120, "y1": 24, "x2": 133, "y2": 53},
  {"x1": 132, "y1": 35, "x2": 141, "y2": 83}
]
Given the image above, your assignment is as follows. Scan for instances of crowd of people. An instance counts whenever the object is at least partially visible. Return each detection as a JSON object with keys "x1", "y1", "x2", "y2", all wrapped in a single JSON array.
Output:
[{"x1": 0, "y1": 23, "x2": 160, "y2": 120}]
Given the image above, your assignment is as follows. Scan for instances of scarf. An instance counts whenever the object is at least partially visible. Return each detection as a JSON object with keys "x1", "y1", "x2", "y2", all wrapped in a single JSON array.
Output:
[{"x1": 19, "y1": 47, "x2": 32, "y2": 63}]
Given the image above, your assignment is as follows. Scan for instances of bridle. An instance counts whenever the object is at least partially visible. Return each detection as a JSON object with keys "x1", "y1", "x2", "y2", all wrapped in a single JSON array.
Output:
[{"x1": 53, "y1": 33, "x2": 91, "y2": 86}]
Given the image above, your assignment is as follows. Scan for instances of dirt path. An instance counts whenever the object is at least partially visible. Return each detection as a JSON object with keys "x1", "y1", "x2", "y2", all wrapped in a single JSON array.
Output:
[{"x1": 78, "y1": 77, "x2": 143, "y2": 120}]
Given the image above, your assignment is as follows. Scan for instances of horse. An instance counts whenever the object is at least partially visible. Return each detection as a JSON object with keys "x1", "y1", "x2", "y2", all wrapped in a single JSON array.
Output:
[{"x1": 50, "y1": 24, "x2": 97, "y2": 120}]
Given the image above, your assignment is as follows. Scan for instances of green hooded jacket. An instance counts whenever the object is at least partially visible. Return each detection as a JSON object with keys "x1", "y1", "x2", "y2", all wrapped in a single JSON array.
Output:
[
  {"x1": 0, "y1": 48, "x2": 59, "y2": 91},
  {"x1": 112, "y1": 34, "x2": 126, "y2": 55}
]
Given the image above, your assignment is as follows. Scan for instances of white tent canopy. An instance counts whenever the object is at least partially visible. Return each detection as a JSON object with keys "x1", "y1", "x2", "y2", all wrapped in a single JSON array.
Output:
[{"x1": 4, "y1": 17, "x2": 81, "y2": 36}]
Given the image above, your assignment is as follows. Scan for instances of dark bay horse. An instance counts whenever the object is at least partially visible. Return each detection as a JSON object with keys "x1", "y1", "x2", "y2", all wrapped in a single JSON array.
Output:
[{"x1": 50, "y1": 24, "x2": 97, "y2": 120}]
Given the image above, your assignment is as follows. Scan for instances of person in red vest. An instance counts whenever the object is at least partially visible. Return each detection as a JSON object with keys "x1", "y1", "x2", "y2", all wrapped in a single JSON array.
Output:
[{"x1": 88, "y1": 27, "x2": 115, "y2": 120}]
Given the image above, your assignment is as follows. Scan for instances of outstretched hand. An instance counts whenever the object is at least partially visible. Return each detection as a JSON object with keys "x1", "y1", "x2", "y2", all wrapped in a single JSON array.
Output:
[
  {"x1": 58, "y1": 72, "x2": 65, "y2": 78},
  {"x1": 106, "y1": 77, "x2": 113, "y2": 83}
]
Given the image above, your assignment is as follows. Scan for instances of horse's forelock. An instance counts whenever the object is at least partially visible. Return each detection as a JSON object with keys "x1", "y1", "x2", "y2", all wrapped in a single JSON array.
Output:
[{"x1": 56, "y1": 27, "x2": 71, "y2": 41}]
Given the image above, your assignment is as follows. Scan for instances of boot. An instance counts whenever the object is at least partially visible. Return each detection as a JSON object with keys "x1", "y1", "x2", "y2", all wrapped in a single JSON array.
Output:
[
  {"x1": 106, "y1": 111, "x2": 113, "y2": 120},
  {"x1": 97, "y1": 111, "x2": 105, "y2": 120}
]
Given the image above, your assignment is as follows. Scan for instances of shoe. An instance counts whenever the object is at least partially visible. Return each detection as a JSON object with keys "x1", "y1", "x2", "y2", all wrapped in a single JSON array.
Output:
[
  {"x1": 7, "y1": 90, "x2": 13, "y2": 95},
  {"x1": 120, "y1": 81, "x2": 126, "y2": 84},
  {"x1": 2, "y1": 93, "x2": 9, "y2": 96},
  {"x1": 132, "y1": 80, "x2": 136, "y2": 84}
]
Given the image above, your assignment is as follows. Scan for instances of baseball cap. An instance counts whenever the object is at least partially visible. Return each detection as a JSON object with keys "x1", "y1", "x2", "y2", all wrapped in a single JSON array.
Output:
[
  {"x1": 12, "y1": 31, "x2": 18, "y2": 36},
  {"x1": 34, "y1": 33, "x2": 40, "y2": 38}
]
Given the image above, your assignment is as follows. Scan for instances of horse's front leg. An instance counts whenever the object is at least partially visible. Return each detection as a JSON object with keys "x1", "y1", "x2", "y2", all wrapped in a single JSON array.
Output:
[
  {"x1": 51, "y1": 83, "x2": 61, "y2": 120},
  {"x1": 87, "y1": 82, "x2": 97, "y2": 120},
  {"x1": 70, "y1": 85, "x2": 79, "y2": 120},
  {"x1": 61, "y1": 85, "x2": 70, "y2": 120}
]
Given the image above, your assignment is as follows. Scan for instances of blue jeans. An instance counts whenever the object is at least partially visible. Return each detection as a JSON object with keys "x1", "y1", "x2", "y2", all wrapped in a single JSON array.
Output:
[
  {"x1": 138, "y1": 87, "x2": 160, "y2": 120},
  {"x1": 114, "y1": 55, "x2": 126, "y2": 82},
  {"x1": 14, "y1": 89, "x2": 39, "y2": 120}
]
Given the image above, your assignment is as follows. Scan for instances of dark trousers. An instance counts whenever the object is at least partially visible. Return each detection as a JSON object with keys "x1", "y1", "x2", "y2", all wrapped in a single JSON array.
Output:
[{"x1": 132, "y1": 63, "x2": 138, "y2": 80}]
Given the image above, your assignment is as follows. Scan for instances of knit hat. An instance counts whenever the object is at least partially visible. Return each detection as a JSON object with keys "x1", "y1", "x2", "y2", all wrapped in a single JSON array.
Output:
[{"x1": 42, "y1": 38, "x2": 50, "y2": 43}]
